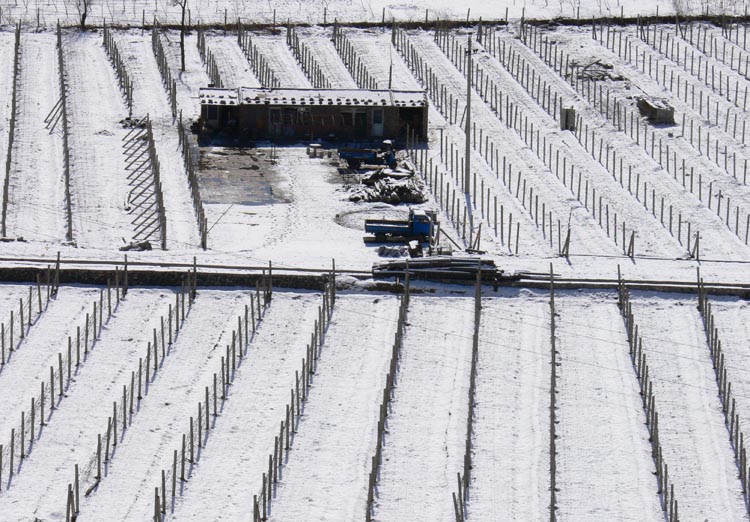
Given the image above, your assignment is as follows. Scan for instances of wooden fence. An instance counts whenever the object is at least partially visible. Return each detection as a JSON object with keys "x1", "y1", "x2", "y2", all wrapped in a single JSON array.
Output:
[
  {"x1": 121, "y1": 116, "x2": 168, "y2": 249},
  {"x1": 151, "y1": 23, "x2": 178, "y2": 119},
  {"x1": 0, "y1": 273, "x2": 55, "y2": 378},
  {"x1": 559, "y1": 22, "x2": 743, "y2": 249},
  {"x1": 0, "y1": 270, "x2": 118, "y2": 496},
  {"x1": 332, "y1": 25, "x2": 378, "y2": 89},
  {"x1": 516, "y1": 23, "x2": 705, "y2": 256},
  {"x1": 442, "y1": 26, "x2": 639, "y2": 257},
  {"x1": 599, "y1": 22, "x2": 749, "y2": 186},
  {"x1": 70, "y1": 271, "x2": 273, "y2": 520},
  {"x1": 425, "y1": 131, "x2": 522, "y2": 253},
  {"x1": 549, "y1": 266, "x2": 558, "y2": 521},
  {"x1": 452, "y1": 268, "x2": 482, "y2": 521}
]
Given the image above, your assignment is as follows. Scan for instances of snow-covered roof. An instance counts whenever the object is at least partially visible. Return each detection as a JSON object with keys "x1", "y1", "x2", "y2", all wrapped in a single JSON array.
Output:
[{"x1": 199, "y1": 87, "x2": 427, "y2": 108}]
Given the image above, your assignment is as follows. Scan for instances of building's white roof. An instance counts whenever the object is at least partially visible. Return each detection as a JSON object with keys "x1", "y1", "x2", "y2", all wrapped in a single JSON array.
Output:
[{"x1": 199, "y1": 87, "x2": 427, "y2": 108}]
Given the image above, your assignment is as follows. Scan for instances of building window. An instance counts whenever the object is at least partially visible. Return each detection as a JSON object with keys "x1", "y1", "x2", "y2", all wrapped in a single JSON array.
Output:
[
  {"x1": 373, "y1": 109, "x2": 383, "y2": 124},
  {"x1": 207, "y1": 105, "x2": 218, "y2": 120},
  {"x1": 341, "y1": 111, "x2": 354, "y2": 126}
]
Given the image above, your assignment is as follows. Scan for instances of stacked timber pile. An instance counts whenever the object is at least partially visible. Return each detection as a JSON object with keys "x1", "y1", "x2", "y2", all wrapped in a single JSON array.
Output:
[
  {"x1": 372, "y1": 256, "x2": 498, "y2": 282},
  {"x1": 348, "y1": 169, "x2": 428, "y2": 204}
]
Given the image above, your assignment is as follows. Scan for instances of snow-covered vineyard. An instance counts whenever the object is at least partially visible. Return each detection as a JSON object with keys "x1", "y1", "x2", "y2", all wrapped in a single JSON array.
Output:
[
  {"x1": 4, "y1": 3, "x2": 750, "y2": 520},
  {"x1": 5, "y1": 21, "x2": 750, "y2": 263},
  {"x1": 2, "y1": 278, "x2": 750, "y2": 521}
]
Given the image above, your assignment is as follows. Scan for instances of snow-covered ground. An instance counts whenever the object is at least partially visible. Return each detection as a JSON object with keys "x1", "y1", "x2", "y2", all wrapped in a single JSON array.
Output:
[
  {"x1": 64, "y1": 31, "x2": 132, "y2": 248},
  {"x1": 0, "y1": 285, "x2": 749, "y2": 520},
  {"x1": 468, "y1": 292, "x2": 550, "y2": 520},
  {"x1": 0, "y1": 288, "x2": 172, "y2": 520},
  {"x1": 0, "y1": 0, "x2": 742, "y2": 27},
  {"x1": 268, "y1": 295, "x2": 398, "y2": 521},
  {"x1": 374, "y1": 295, "x2": 472, "y2": 521},
  {"x1": 3, "y1": 15, "x2": 750, "y2": 521},
  {"x1": 630, "y1": 292, "x2": 747, "y2": 521},
  {"x1": 4, "y1": 33, "x2": 65, "y2": 242},
  {"x1": 168, "y1": 290, "x2": 322, "y2": 521},
  {"x1": 555, "y1": 293, "x2": 663, "y2": 520},
  {"x1": 2, "y1": 24, "x2": 750, "y2": 272}
]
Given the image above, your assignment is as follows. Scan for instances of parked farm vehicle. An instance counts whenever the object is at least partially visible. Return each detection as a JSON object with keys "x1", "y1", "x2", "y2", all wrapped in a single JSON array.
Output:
[
  {"x1": 339, "y1": 140, "x2": 396, "y2": 170},
  {"x1": 364, "y1": 209, "x2": 436, "y2": 243}
]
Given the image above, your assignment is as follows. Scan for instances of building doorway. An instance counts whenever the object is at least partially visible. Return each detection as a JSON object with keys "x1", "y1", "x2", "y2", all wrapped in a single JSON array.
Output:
[{"x1": 371, "y1": 109, "x2": 384, "y2": 137}]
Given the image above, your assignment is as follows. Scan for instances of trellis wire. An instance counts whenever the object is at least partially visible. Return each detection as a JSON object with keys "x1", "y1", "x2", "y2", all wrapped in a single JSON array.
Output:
[
  {"x1": 517, "y1": 24, "x2": 707, "y2": 254},
  {"x1": 332, "y1": 24, "x2": 378, "y2": 89},
  {"x1": 451, "y1": 267, "x2": 482, "y2": 521},
  {"x1": 579, "y1": 23, "x2": 744, "y2": 245},
  {"x1": 251, "y1": 271, "x2": 335, "y2": 522},
  {"x1": 151, "y1": 21, "x2": 178, "y2": 119},
  {"x1": 436, "y1": 27, "x2": 589, "y2": 255},
  {"x1": 73, "y1": 269, "x2": 217, "y2": 516},
  {"x1": 599, "y1": 22, "x2": 749, "y2": 185}
]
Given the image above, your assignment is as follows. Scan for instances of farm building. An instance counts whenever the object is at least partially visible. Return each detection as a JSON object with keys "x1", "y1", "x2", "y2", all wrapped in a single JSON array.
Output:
[{"x1": 198, "y1": 87, "x2": 428, "y2": 143}]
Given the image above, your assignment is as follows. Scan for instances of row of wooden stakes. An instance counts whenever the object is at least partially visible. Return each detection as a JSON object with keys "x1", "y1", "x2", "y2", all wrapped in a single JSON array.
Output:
[
  {"x1": 698, "y1": 273, "x2": 750, "y2": 517},
  {"x1": 251, "y1": 277, "x2": 336, "y2": 522},
  {"x1": 516, "y1": 25, "x2": 701, "y2": 257},
  {"x1": 366, "y1": 274, "x2": 410, "y2": 521},
  {"x1": 151, "y1": 24, "x2": 178, "y2": 119},
  {"x1": 1, "y1": 22, "x2": 21, "y2": 238},
  {"x1": 617, "y1": 273, "x2": 680, "y2": 522},
  {"x1": 103, "y1": 23, "x2": 134, "y2": 117},
  {"x1": 150, "y1": 277, "x2": 272, "y2": 522},
  {"x1": 452, "y1": 270, "x2": 483, "y2": 522},
  {"x1": 0, "y1": 269, "x2": 121, "y2": 496}
]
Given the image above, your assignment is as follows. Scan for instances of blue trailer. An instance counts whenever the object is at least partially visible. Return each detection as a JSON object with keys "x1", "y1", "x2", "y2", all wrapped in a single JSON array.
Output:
[{"x1": 364, "y1": 209, "x2": 435, "y2": 242}]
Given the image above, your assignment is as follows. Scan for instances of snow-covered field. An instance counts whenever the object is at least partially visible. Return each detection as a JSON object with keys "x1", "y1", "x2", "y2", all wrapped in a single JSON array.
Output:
[
  {"x1": 1, "y1": 0, "x2": 740, "y2": 28},
  {"x1": 4, "y1": 11, "x2": 750, "y2": 522},
  {"x1": 0, "y1": 285, "x2": 747, "y2": 520},
  {"x1": 3, "y1": 22, "x2": 750, "y2": 270}
]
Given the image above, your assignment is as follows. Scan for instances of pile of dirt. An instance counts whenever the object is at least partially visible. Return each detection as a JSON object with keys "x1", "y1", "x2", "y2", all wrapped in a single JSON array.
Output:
[{"x1": 347, "y1": 169, "x2": 428, "y2": 204}]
